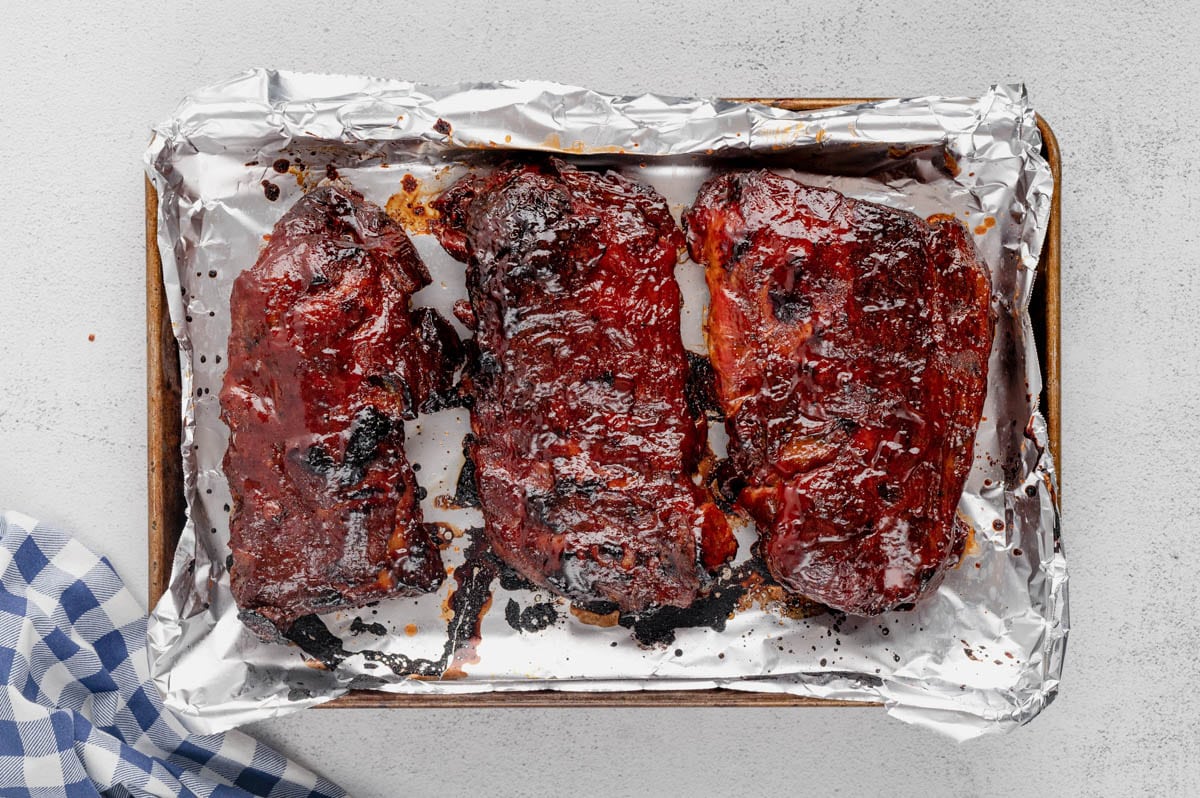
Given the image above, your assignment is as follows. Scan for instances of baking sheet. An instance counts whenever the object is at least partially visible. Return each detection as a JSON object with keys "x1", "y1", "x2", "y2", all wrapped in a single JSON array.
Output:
[{"x1": 144, "y1": 71, "x2": 1067, "y2": 739}]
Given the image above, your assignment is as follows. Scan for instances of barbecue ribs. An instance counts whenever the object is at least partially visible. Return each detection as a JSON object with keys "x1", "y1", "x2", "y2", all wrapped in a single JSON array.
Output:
[
  {"x1": 684, "y1": 171, "x2": 993, "y2": 615},
  {"x1": 432, "y1": 160, "x2": 735, "y2": 613},
  {"x1": 221, "y1": 184, "x2": 462, "y2": 640}
]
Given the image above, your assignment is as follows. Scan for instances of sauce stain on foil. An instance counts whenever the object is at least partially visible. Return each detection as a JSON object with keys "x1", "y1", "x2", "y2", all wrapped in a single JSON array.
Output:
[{"x1": 385, "y1": 173, "x2": 443, "y2": 235}]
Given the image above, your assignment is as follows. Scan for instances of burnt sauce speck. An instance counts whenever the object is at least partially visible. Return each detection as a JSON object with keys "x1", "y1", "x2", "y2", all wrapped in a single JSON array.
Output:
[{"x1": 505, "y1": 598, "x2": 560, "y2": 633}]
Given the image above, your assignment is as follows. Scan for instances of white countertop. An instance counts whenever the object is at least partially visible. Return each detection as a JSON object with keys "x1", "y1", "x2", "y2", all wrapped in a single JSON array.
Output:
[{"x1": 1, "y1": 1, "x2": 1197, "y2": 794}]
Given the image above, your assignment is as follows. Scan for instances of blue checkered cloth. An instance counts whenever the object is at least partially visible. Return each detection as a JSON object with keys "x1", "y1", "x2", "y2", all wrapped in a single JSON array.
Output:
[{"x1": 0, "y1": 511, "x2": 347, "y2": 797}]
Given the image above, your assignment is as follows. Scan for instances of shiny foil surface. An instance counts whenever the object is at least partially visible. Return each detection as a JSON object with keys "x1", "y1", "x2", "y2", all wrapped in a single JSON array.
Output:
[{"x1": 144, "y1": 70, "x2": 1067, "y2": 739}]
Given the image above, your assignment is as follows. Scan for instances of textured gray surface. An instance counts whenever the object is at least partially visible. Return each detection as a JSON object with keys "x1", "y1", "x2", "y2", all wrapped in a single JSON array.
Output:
[{"x1": 0, "y1": 1, "x2": 1196, "y2": 795}]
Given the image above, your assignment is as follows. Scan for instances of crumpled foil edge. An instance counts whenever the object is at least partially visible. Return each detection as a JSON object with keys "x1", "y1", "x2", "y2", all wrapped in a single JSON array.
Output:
[{"x1": 144, "y1": 70, "x2": 1067, "y2": 739}]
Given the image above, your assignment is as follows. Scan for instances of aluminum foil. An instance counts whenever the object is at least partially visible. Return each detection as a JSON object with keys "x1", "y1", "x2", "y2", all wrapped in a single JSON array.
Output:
[{"x1": 144, "y1": 70, "x2": 1068, "y2": 740}]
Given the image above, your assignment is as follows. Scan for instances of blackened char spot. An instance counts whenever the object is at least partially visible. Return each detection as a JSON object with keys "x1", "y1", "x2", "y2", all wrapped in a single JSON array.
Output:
[
  {"x1": 453, "y1": 434, "x2": 481, "y2": 508},
  {"x1": 306, "y1": 589, "x2": 347, "y2": 610},
  {"x1": 709, "y1": 458, "x2": 746, "y2": 513},
  {"x1": 284, "y1": 615, "x2": 348, "y2": 669},
  {"x1": 349, "y1": 617, "x2": 388, "y2": 636},
  {"x1": 876, "y1": 482, "x2": 900, "y2": 503},
  {"x1": 497, "y1": 559, "x2": 537, "y2": 592},
  {"x1": 553, "y1": 477, "x2": 606, "y2": 499},
  {"x1": 305, "y1": 444, "x2": 335, "y2": 475},
  {"x1": 344, "y1": 486, "x2": 381, "y2": 500},
  {"x1": 733, "y1": 236, "x2": 752, "y2": 261},
  {"x1": 477, "y1": 351, "x2": 501, "y2": 376},
  {"x1": 525, "y1": 492, "x2": 565, "y2": 532},
  {"x1": 618, "y1": 563, "x2": 755, "y2": 646},
  {"x1": 576, "y1": 599, "x2": 620, "y2": 616},
  {"x1": 618, "y1": 591, "x2": 739, "y2": 646},
  {"x1": 768, "y1": 287, "x2": 812, "y2": 323},
  {"x1": 341, "y1": 406, "x2": 392, "y2": 485},
  {"x1": 685, "y1": 351, "x2": 722, "y2": 419},
  {"x1": 504, "y1": 598, "x2": 521, "y2": 629}
]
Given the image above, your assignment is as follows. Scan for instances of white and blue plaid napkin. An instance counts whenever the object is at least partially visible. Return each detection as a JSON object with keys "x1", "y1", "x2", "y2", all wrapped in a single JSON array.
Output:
[{"x1": 0, "y1": 511, "x2": 347, "y2": 797}]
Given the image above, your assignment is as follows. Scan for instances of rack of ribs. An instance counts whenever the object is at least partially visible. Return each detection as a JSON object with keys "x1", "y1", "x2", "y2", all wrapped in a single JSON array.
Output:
[
  {"x1": 684, "y1": 171, "x2": 993, "y2": 615},
  {"x1": 220, "y1": 184, "x2": 462, "y2": 640},
  {"x1": 432, "y1": 159, "x2": 735, "y2": 613}
]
